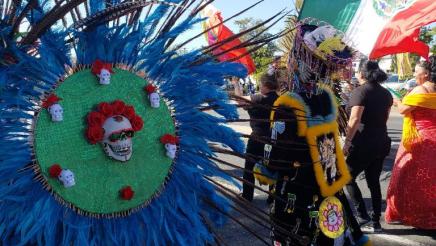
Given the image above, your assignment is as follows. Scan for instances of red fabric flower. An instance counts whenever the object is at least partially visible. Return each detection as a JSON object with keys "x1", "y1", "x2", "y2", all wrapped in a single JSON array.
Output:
[
  {"x1": 49, "y1": 164, "x2": 62, "y2": 178},
  {"x1": 85, "y1": 100, "x2": 144, "y2": 144},
  {"x1": 123, "y1": 105, "x2": 136, "y2": 119},
  {"x1": 86, "y1": 126, "x2": 105, "y2": 144},
  {"x1": 97, "y1": 102, "x2": 113, "y2": 116},
  {"x1": 111, "y1": 100, "x2": 126, "y2": 115},
  {"x1": 120, "y1": 186, "x2": 134, "y2": 200},
  {"x1": 91, "y1": 59, "x2": 114, "y2": 75},
  {"x1": 160, "y1": 134, "x2": 179, "y2": 145},
  {"x1": 87, "y1": 111, "x2": 106, "y2": 127},
  {"x1": 42, "y1": 94, "x2": 61, "y2": 108},
  {"x1": 144, "y1": 84, "x2": 156, "y2": 94},
  {"x1": 130, "y1": 115, "x2": 144, "y2": 131}
]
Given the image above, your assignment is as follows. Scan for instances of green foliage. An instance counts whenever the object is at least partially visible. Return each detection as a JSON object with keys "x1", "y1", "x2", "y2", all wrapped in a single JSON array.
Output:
[
  {"x1": 409, "y1": 26, "x2": 434, "y2": 67},
  {"x1": 234, "y1": 18, "x2": 278, "y2": 83}
]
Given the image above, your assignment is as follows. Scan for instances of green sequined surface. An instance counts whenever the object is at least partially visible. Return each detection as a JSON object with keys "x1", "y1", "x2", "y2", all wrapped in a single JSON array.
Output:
[{"x1": 34, "y1": 69, "x2": 175, "y2": 215}]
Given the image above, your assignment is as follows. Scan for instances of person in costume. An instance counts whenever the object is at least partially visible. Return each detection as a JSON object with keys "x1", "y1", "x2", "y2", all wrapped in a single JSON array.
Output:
[
  {"x1": 231, "y1": 73, "x2": 279, "y2": 201},
  {"x1": 385, "y1": 56, "x2": 436, "y2": 229},
  {"x1": 343, "y1": 60, "x2": 392, "y2": 233},
  {"x1": 263, "y1": 22, "x2": 371, "y2": 246}
]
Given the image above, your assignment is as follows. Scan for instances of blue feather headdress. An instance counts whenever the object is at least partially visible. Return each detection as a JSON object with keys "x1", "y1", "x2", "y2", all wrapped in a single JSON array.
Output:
[{"x1": 0, "y1": 1, "x2": 252, "y2": 245}]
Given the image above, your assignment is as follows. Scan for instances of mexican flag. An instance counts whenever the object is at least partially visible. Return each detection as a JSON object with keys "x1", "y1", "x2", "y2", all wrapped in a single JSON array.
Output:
[{"x1": 299, "y1": 0, "x2": 436, "y2": 59}]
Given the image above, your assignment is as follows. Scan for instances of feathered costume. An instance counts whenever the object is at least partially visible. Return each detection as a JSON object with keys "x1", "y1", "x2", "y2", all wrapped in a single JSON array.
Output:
[
  {"x1": 258, "y1": 19, "x2": 372, "y2": 245},
  {"x1": 0, "y1": 1, "x2": 256, "y2": 245}
]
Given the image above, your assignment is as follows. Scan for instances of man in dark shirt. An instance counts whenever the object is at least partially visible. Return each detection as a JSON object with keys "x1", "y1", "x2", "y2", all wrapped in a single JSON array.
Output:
[{"x1": 232, "y1": 74, "x2": 278, "y2": 201}]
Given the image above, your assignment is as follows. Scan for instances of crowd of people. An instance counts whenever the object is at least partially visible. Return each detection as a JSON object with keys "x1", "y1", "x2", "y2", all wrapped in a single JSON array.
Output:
[{"x1": 234, "y1": 55, "x2": 436, "y2": 241}]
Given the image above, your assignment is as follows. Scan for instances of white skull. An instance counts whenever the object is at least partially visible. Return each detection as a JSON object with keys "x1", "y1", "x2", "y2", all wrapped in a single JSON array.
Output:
[
  {"x1": 48, "y1": 103, "x2": 63, "y2": 122},
  {"x1": 165, "y1": 143, "x2": 177, "y2": 159},
  {"x1": 98, "y1": 68, "x2": 111, "y2": 85},
  {"x1": 58, "y1": 169, "x2": 75, "y2": 188},
  {"x1": 102, "y1": 115, "x2": 133, "y2": 162},
  {"x1": 149, "y1": 92, "x2": 160, "y2": 108}
]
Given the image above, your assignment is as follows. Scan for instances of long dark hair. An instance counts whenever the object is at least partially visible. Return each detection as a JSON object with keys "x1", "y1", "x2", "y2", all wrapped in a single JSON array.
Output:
[{"x1": 358, "y1": 59, "x2": 388, "y2": 84}]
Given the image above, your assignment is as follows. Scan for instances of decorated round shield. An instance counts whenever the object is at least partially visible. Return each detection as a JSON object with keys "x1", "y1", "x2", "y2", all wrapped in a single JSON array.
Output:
[{"x1": 318, "y1": 196, "x2": 345, "y2": 239}]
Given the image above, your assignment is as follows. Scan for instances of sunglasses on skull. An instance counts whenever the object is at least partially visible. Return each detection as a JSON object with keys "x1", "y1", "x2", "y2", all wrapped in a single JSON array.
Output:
[{"x1": 109, "y1": 130, "x2": 135, "y2": 142}]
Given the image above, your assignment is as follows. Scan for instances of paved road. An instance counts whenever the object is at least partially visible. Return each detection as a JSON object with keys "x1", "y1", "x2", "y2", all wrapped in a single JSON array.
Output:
[{"x1": 215, "y1": 107, "x2": 436, "y2": 246}]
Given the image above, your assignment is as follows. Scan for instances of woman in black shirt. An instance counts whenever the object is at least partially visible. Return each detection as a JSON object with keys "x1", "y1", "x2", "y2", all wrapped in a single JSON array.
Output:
[{"x1": 343, "y1": 60, "x2": 392, "y2": 232}]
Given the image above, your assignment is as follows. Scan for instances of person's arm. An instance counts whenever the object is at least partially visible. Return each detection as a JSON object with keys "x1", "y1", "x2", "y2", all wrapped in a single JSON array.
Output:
[
  {"x1": 343, "y1": 106, "x2": 364, "y2": 156},
  {"x1": 395, "y1": 85, "x2": 426, "y2": 115}
]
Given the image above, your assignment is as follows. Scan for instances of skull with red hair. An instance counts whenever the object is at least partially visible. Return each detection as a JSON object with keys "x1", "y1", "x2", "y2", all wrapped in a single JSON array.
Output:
[{"x1": 86, "y1": 100, "x2": 143, "y2": 162}]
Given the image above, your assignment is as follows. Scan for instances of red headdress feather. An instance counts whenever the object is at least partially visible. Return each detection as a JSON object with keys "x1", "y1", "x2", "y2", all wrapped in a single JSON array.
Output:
[
  {"x1": 42, "y1": 94, "x2": 61, "y2": 108},
  {"x1": 144, "y1": 84, "x2": 157, "y2": 94},
  {"x1": 160, "y1": 134, "x2": 179, "y2": 145},
  {"x1": 91, "y1": 59, "x2": 114, "y2": 75}
]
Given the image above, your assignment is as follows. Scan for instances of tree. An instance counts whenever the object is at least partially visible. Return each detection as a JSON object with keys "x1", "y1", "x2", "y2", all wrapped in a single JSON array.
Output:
[{"x1": 234, "y1": 18, "x2": 278, "y2": 83}]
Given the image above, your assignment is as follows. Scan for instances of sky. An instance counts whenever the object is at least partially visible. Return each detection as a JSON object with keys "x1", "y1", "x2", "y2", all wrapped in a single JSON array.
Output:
[{"x1": 178, "y1": 0, "x2": 295, "y2": 50}]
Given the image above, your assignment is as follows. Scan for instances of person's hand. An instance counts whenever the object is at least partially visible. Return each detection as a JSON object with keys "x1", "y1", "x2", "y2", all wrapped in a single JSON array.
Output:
[
  {"x1": 393, "y1": 98, "x2": 401, "y2": 106},
  {"x1": 342, "y1": 140, "x2": 352, "y2": 156}
]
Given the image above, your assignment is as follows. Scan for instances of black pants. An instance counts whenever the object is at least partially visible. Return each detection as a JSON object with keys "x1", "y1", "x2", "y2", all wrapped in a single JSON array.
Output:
[
  {"x1": 346, "y1": 156, "x2": 384, "y2": 221},
  {"x1": 242, "y1": 138, "x2": 264, "y2": 201},
  {"x1": 345, "y1": 135, "x2": 390, "y2": 222}
]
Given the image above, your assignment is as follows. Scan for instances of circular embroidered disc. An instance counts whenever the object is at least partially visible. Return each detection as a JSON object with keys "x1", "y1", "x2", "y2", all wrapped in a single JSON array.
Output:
[
  {"x1": 34, "y1": 68, "x2": 175, "y2": 216},
  {"x1": 318, "y1": 196, "x2": 345, "y2": 239}
]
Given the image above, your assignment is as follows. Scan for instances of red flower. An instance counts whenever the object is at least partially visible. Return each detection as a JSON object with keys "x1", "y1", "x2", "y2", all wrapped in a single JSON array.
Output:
[
  {"x1": 111, "y1": 100, "x2": 126, "y2": 115},
  {"x1": 123, "y1": 105, "x2": 136, "y2": 119},
  {"x1": 120, "y1": 186, "x2": 134, "y2": 200},
  {"x1": 144, "y1": 84, "x2": 156, "y2": 94},
  {"x1": 42, "y1": 94, "x2": 61, "y2": 108},
  {"x1": 87, "y1": 111, "x2": 106, "y2": 127},
  {"x1": 160, "y1": 134, "x2": 179, "y2": 145},
  {"x1": 130, "y1": 115, "x2": 144, "y2": 131},
  {"x1": 97, "y1": 102, "x2": 113, "y2": 116},
  {"x1": 49, "y1": 164, "x2": 62, "y2": 178},
  {"x1": 86, "y1": 126, "x2": 105, "y2": 144}
]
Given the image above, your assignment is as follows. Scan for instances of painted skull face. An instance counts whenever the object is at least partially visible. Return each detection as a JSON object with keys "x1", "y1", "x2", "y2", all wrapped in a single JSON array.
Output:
[
  {"x1": 48, "y1": 103, "x2": 63, "y2": 122},
  {"x1": 149, "y1": 92, "x2": 160, "y2": 108},
  {"x1": 58, "y1": 169, "x2": 75, "y2": 188},
  {"x1": 102, "y1": 115, "x2": 134, "y2": 162},
  {"x1": 98, "y1": 68, "x2": 111, "y2": 85},
  {"x1": 164, "y1": 143, "x2": 177, "y2": 159}
]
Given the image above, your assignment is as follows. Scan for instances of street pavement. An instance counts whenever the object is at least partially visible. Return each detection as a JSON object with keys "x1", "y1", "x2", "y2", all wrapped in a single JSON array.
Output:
[{"x1": 214, "y1": 106, "x2": 436, "y2": 246}]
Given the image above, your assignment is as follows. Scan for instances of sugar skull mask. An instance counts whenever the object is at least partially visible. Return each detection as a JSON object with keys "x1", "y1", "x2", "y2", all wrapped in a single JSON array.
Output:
[
  {"x1": 42, "y1": 94, "x2": 63, "y2": 122},
  {"x1": 48, "y1": 103, "x2": 63, "y2": 122},
  {"x1": 149, "y1": 92, "x2": 160, "y2": 108},
  {"x1": 59, "y1": 169, "x2": 75, "y2": 188},
  {"x1": 86, "y1": 100, "x2": 144, "y2": 162},
  {"x1": 160, "y1": 134, "x2": 179, "y2": 160},
  {"x1": 98, "y1": 68, "x2": 111, "y2": 85},
  {"x1": 102, "y1": 115, "x2": 134, "y2": 162},
  {"x1": 91, "y1": 60, "x2": 113, "y2": 85},
  {"x1": 144, "y1": 84, "x2": 160, "y2": 108},
  {"x1": 164, "y1": 143, "x2": 177, "y2": 159}
]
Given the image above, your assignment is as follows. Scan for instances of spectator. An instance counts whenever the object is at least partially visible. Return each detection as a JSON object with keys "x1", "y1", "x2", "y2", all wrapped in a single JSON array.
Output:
[{"x1": 343, "y1": 60, "x2": 392, "y2": 233}]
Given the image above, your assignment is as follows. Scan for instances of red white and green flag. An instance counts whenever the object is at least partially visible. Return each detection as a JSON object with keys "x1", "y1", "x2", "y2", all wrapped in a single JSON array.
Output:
[{"x1": 299, "y1": 0, "x2": 436, "y2": 59}]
